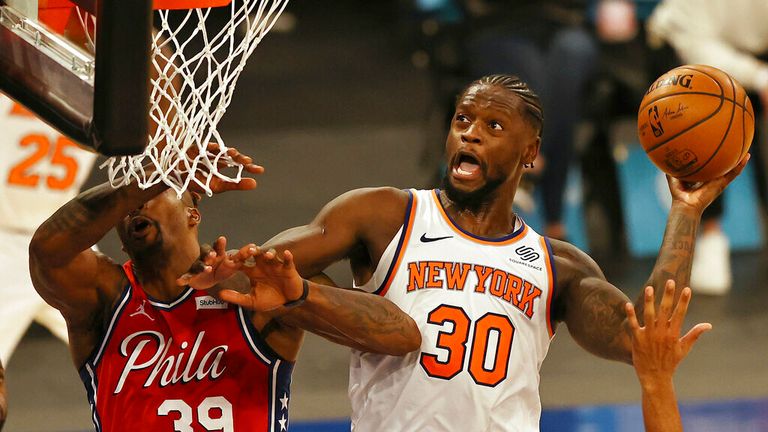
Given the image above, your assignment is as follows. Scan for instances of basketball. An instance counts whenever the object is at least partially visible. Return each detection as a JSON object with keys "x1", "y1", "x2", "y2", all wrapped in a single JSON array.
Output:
[{"x1": 637, "y1": 65, "x2": 754, "y2": 182}]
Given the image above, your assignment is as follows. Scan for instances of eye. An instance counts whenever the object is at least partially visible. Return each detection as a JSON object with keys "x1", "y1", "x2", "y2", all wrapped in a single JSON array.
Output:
[
  {"x1": 489, "y1": 120, "x2": 503, "y2": 131},
  {"x1": 455, "y1": 113, "x2": 469, "y2": 123}
]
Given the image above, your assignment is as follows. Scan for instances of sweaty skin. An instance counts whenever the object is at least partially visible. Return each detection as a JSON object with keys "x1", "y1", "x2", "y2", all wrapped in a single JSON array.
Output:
[{"x1": 257, "y1": 82, "x2": 747, "y2": 365}]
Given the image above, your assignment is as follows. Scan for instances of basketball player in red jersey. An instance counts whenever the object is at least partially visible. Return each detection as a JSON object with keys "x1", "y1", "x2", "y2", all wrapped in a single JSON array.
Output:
[
  {"x1": 28, "y1": 146, "x2": 420, "y2": 432},
  {"x1": 189, "y1": 75, "x2": 748, "y2": 430}
]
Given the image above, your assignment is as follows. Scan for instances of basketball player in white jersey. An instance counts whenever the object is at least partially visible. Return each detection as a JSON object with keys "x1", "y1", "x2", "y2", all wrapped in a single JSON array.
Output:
[
  {"x1": 0, "y1": 93, "x2": 98, "y2": 364},
  {"x1": 191, "y1": 74, "x2": 747, "y2": 431}
]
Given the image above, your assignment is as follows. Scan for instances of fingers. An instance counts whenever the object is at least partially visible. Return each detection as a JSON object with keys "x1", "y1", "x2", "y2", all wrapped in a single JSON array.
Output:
[
  {"x1": 625, "y1": 302, "x2": 641, "y2": 333},
  {"x1": 218, "y1": 289, "x2": 253, "y2": 308},
  {"x1": 214, "y1": 236, "x2": 227, "y2": 257},
  {"x1": 643, "y1": 286, "x2": 655, "y2": 326},
  {"x1": 282, "y1": 250, "x2": 296, "y2": 270},
  {"x1": 680, "y1": 322, "x2": 713, "y2": 356},
  {"x1": 176, "y1": 265, "x2": 212, "y2": 287},
  {"x1": 231, "y1": 244, "x2": 258, "y2": 265},
  {"x1": 225, "y1": 147, "x2": 264, "y2": 175},
  {"x1": 720, "y1": 153, "x2": 750, "y2": 185},
  {"x1": 658, "y1": 279, "x2": 676, "y2": 322},
  {"x1": 670, "y1": 286, "x2": 692, "y2": 334}
]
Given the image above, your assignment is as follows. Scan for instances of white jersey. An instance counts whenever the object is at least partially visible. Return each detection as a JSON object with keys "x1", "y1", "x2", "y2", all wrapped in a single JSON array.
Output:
[
  {"x1": 350, "y1": 189, "x2": 557, "y2": 432},
  {"x1": 0, "y1": 93, "x2": 97, "y2": 233}
]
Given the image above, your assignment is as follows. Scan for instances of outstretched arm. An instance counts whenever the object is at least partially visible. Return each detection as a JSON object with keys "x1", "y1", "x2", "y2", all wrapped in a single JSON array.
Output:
[
  {"x1": 182, "y1": 240, "x2": 421, "y2": 355},
  {"x1": 626, "y1": 281, "x2": 711, "y2": 432},
  {"x1": 554, "y1": 155, "x2": 747, "y2": 363}
]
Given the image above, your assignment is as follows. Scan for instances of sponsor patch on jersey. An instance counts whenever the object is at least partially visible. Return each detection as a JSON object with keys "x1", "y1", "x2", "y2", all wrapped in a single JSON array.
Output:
[{"x1": 196, "y1": 296, "x2": 228, "y2": 310}]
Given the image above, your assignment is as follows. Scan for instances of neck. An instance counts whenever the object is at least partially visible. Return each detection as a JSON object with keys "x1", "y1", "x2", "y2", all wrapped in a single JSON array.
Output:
[
  {"x1": 439, "y1": 185, "x2": 519, "y2": 238},
  {"x1": 131, "y1": 241, "x2": 199, "y2": 302}
]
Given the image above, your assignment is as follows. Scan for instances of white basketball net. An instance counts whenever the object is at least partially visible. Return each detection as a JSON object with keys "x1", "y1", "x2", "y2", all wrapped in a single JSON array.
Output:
[{"x1": 100, "y1": 0, "x2": 288, "y2": 196}]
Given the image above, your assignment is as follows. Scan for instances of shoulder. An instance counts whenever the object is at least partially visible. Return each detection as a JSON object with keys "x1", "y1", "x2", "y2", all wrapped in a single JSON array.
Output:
[
  {"x1": 549, "y1": 238, "x2": 606, "y2": 286},
  {"x1": 316, "y1": 187, "x2": 411, "y2": 223},
  {"x1": 331, "y1": 187, "x2": 410, "y2": 207}
]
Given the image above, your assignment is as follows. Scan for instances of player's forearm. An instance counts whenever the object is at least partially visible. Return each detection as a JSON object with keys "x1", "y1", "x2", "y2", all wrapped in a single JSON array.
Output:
[
  {"x1": 278, "y1": 281, "x2": 421, "y2": 355},
  {"x1": 640, "y1": 376, "x2": 683, "y2": 432},
  {"x1": 640, "y1": 202, "x2": 701, "y2": 312},
  {"x1": 30, "y1": 180, "x2": 167, "y2": 266}
]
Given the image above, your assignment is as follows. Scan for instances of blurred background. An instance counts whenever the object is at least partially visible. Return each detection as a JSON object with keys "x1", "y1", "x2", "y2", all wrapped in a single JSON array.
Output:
[{"x1": 3, "y1": 0, "x2": 768, "y2": 430}]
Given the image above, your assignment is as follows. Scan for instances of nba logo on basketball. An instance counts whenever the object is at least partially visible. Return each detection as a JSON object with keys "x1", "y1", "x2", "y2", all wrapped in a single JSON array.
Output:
[{"x1": 648, "y1": 105, "x2": 665, "y2": 137}]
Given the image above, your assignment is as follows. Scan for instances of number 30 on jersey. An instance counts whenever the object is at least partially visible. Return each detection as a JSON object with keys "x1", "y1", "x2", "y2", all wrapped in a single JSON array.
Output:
[{"x1": 420, "y1": 305, "x2": 515, "y2": 387}]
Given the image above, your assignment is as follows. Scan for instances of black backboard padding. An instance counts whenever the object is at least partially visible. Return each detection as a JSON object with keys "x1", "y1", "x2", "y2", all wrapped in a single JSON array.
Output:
[{"x1": 92, "y1": 0, "x2": 153, "y2": 156}]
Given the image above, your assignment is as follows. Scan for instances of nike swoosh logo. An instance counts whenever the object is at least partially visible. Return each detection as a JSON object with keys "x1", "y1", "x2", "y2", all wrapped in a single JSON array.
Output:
[{"x1": 420, "y1": 233, "x2": 453, "y2": 243}]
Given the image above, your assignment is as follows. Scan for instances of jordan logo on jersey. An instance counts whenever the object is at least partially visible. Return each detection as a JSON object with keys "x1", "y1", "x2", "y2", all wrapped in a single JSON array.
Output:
[
  {"x1": 114, "y1": 330, "x2": 228, "y2": 394},
  {"x1": 129, "y1": 300, "x2": 155, "y2": 321},
  {"x1": 406, "y1": 261, "x2": 542, "y2": 318}
]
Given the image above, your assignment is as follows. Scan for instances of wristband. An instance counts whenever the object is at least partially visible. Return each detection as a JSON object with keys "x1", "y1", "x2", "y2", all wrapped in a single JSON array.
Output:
[{"x1": 283, "y1": 279, "x2": 309, "y2": 309}]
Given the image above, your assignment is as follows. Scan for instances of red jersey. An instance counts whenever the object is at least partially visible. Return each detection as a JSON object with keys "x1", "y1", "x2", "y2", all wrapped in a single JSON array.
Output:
[{"x1": 79, "y1": 262, "x2": 293, "y2": 432}]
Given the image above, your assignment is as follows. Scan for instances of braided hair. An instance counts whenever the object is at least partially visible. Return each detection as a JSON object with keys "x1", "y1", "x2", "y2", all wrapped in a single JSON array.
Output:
[{"x1": 458, "y1": 74, "x2": 544, "y2": 136}]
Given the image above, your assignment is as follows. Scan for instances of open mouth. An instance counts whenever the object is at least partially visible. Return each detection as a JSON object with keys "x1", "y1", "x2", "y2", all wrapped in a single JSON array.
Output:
[
  {"x1": 128, "y1": 216, "x2": 154, "y2": 238},
  {"x1": 452, "y1": 151, "x2": 482, "y2": 179}
]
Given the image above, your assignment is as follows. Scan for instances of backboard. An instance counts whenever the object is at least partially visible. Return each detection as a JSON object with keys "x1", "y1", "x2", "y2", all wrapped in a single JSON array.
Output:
[{"x1": 0, "y1": 0, "x2": 152, "y2": 155}]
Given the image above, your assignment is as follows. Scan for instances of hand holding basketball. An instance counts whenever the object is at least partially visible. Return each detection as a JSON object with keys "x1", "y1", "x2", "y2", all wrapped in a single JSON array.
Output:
[
  {"x1": 666, "y1": 153, "x2": 749, "y2": 214},
  {"x1": 638, "y1": 65, "x2": 754, "y2": 182}
]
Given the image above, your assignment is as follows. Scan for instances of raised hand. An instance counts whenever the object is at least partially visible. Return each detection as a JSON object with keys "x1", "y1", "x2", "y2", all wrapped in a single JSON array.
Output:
[
  {"x1": 189, "y1": 143, "x2": 264, "y2": 195},
  {"x1": 667, "y1": 153, "x2": 749, "y2": 213},
  {"x1": 219, "y1": 249, "x2": 306, "y2": 312},
  {"x1": 177, "y1": 236, "x2": 256, "y2": 290},
  {"x1": 625, "y1": 280, "x2": 711, "y2": 382}
]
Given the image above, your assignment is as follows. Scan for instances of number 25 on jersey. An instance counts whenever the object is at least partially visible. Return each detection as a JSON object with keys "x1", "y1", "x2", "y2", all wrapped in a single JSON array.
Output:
[{"x1": 7, "y1": 134, "x2": 81, "y2": 190}]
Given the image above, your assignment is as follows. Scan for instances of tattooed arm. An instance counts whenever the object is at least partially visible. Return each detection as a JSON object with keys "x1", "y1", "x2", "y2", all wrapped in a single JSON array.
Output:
[
  {"x1": 273, "y1": 278, "x2": 421, "y2": 355},
  {"x1": 552, "y1": 156, "x2": 748, "y2": 364},
  {"x1": 179, "y1": 188, "x2": 420, "y2": 355},
  {"x1": 192, "y1": 246, "x2": 421, "y2": 356},
  {"x1": 29, "y1": 179, "x2": 170, "y2": 365}
]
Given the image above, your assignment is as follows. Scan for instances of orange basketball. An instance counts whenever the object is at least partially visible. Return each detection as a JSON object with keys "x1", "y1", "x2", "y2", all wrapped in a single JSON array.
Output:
[{"x1": 637, "y1": 64, "x2": 754, "y2": 182}]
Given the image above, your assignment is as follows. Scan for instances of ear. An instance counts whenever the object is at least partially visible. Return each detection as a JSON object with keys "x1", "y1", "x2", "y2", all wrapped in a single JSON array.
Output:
[
  {"x1": 188, "y1": 207, "x2": 201, "y2": 226},
  {"x1": 523, "y1": 135, "x2": 541, "y2": 165}
]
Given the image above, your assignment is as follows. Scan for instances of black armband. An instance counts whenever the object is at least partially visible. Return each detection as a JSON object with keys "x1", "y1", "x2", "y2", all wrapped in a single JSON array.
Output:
[{"x1": 283, "y1": 279, "x2": 309, "y2": 309}]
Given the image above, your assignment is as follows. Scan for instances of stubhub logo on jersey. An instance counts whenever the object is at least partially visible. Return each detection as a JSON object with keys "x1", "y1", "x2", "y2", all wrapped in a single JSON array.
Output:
[{"x1": 196, "y1": 295, "x2": 228, "y2": 310}]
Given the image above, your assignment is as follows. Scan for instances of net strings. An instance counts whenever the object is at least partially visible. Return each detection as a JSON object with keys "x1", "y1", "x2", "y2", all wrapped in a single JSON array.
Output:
[{"x1": 99, "y1": 0, "x2": 288, "y2": 196}]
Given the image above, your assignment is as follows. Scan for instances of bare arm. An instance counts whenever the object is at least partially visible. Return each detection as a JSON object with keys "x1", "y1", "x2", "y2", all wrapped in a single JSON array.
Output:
[
  {"x1": 261, "y1": 187, "x2": 410, "y2": 279},
  {"x1": 275, "y1": 279, "x2": 420, "y2": 355},
  {"x1": 255, "y1": 188, "x2": 421, "y2": 354},
  {"x1": 554, "y1": 157, "x2": 748, "y2": 363},
  {"x1": 184, "y1": 240, "x2": 421, "y2": 355},
  {"x1": 626, "y1": 281, "x2": 711, "y2": 432},
  {"x1": 29, "y1": 181, "x2": 166, "y2": 327}
]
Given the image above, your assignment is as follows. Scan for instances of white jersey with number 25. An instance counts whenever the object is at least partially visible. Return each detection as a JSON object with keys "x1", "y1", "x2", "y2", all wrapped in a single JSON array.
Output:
[
  {"x1": 0, "y1": 94, "x2": 97, "y2": 233},
  {"x1": 350, "y1": 188, "x2": 557, "y2": 432}
]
